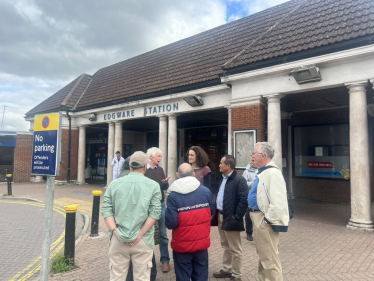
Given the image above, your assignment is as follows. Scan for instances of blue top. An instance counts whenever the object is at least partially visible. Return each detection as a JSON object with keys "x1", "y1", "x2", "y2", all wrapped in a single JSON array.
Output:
[
  {"x1": 248, "y1": 177, "x2": 260, "y2": 210},
  {"x1": 217, "y1": 171, "x2": 233, "y2": 211},
  {"x1": 248, "y1": 165, "x2": 266, "y2": 210}
]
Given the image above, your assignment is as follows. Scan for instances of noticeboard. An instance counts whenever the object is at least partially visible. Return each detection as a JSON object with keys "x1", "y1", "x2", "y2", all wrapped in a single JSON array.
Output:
[{"x1": 31, "y1": 113, "x2": 62, "y2": 176}]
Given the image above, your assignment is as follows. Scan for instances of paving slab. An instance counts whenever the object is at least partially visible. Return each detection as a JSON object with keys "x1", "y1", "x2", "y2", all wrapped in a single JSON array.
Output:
[{"x1": 1, "y1": 182, "x2": 374, "y2": 280}]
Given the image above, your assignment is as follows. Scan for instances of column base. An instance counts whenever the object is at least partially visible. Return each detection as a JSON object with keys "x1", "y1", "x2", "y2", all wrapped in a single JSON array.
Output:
[{"x1": 346, "y1": 219, "x2": 374, "y2": 232}]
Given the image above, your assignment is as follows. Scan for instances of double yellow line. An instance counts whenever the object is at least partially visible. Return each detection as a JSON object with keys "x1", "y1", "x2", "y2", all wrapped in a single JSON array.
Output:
[{"x1": 0, "y1": 200, "x2": 66, "y2": 281}]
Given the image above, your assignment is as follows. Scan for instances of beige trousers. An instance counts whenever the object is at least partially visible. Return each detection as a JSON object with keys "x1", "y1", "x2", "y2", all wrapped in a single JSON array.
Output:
[
  {"x1": 218, "y1": 213, "x2": 243, "y2": 278},
  {"x1": 108, "y1": 235, "x2": 153, "y2": 281},
  {"x1": 251, "y1": 211, "x2": 283, "y2": 281}
]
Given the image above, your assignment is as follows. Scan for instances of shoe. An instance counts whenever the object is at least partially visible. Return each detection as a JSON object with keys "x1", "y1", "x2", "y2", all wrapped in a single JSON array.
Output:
[
  {"x1": 162, "y1": 262, "x2": 170, "y2": 273},
  {"x1": 230, "y1": 277, "x2": 242, "y2": 281},
  {"x1": 213, "y1": 270, "x2": 232, "y2": 278},
  {"x1": 247, "y1": 234, "x2": 253, "y2": 241}
]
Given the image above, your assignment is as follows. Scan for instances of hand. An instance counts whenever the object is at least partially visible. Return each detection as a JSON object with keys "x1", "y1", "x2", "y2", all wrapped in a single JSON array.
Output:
[
  {"x1": 114, "y1": 160, "x2": 117, "y2": 163},
  {"x1": 125, "y1": 235, "x2": 142, "y2": 246},
  {"x1": 113, "y1": 228, "x2": 118, "y2": 239},
  {"x1": 264, "y1": 222, "x2": 270, "y2": 227},
  {"x1": 161, "y1": 176, "x2": 172, "y2": 183}
]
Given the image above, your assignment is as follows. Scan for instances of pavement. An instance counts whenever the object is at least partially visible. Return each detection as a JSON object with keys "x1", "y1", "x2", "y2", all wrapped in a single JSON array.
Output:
[{"x1": 1, "y1": 181, "x2": 374, "y2": 280}]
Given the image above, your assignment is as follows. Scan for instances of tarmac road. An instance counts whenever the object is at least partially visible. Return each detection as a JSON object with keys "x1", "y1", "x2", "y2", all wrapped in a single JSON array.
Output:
[{"x1": 0, "y1": 199, "x2": 66, "y2": 281}]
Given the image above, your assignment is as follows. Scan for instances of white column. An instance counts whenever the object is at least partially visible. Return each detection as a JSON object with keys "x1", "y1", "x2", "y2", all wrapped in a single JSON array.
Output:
[
  {"x1": 77, "y1": 125, "x2": 86, "y2": 184},
  {"x1": 167, "y1": 114, "x2": 178, "y2": 182},
  {"x1": 346, "y1": 81, "x2": 373, "y2": 231},
  {"x1": 114, "y1": 121, "x2": 123, "y2": 154},
  {"x1": 266, "y1": 95, "x2": 283, "y2": 170},
  {"x1": 227, "y1": 107, "x2": 232, "y2": 155},
  {"x1": 159, "y1": 115, "x2": 168, "y2": 170},
  {"x1": 107, "y1": 122, "x2": 115, "y2": 186}
]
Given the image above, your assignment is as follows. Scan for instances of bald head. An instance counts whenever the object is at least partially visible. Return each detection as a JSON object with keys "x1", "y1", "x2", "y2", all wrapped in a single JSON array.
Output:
[{"x1": 177, "y1": 163, "x2": 194, "y2": 178}]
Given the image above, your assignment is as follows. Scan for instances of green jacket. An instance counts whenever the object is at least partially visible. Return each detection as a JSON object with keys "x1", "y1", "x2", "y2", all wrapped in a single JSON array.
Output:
[{"x1": 101, "y1": 172, "x2": 161, "y2": 248}]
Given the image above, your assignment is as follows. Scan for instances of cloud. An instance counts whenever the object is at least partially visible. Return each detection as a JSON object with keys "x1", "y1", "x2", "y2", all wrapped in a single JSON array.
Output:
[{"x1": 0, "y1": 0, "x2": 287, "y2": 131}]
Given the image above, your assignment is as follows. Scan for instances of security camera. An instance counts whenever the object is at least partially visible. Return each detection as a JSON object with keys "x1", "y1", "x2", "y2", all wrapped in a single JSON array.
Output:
[{"x1": 88, "y1": 113, "x2": 97, "y2": 121}]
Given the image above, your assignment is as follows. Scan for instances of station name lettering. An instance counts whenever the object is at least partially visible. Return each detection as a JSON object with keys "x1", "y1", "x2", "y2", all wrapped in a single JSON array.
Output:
[
  {"x1": 144, "y1": 103, "x2": 179, "y2": 116},
  {"x1": 34, "y1": 134, "x2": 55, "y2": 153},
  {"x1": 104, "y1": 110, "x2": 135, "y2": 121}
]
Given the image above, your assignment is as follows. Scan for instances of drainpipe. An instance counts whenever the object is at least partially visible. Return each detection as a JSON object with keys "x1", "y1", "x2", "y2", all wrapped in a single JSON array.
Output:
[{"x1": 66, "y1": 110, "x2": 71, "y2": 183}]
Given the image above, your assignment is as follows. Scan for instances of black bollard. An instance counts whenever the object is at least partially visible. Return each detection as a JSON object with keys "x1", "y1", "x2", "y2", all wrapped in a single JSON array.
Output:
[
  {"x1": 90, "y1": 190, "x2": 102, "y2": 237},
  {"x1": 64, "y1": 205, "x2": 78, "y2": 265},
  {"x1": 6, "y1": 174, "x2": 12, "y2": 196}
]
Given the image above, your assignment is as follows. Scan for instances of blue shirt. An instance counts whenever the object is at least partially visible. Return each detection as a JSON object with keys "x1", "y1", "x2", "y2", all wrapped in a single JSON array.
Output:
[
  {"x1": 217, "y1": 171, "x2": 233, "y2": 211},
  {"x1": 248, "y1": 165, "x2": 265, "y2": 210}
]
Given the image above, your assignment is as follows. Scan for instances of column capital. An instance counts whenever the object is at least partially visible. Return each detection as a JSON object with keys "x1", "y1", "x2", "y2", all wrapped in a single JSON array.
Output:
[
  {"x1": 107, "y1": 122, "x2": 115, "y2": 126},
  {"x1": 265, "y1": 94, "x2": 284, "y2": 103},
  {"x1": 114, "y1": 120, "x2": 124, "y2": 124},
  {"x1": 224, "y1": 106, "x2": 232, "y2": 112},
  {"x1": 158, "y1": 115, "x2": 168, "y2": 120},
  {"x1": 345, "y1": 80, "x2": 368, "y2": 92},
  {"x1": 78, "y1": 125, "x2": 87, "y2": 129},
  {"x1": 167, "y1": 114, "x2": 179, "y2": 119}
]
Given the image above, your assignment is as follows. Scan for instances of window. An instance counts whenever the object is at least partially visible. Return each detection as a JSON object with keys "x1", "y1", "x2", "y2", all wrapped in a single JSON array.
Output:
[{"x1": 293, "y1": 124, "x2": 349, "y2": 179}]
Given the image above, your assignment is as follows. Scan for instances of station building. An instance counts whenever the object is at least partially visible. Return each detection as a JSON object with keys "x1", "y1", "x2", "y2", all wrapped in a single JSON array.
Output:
[{"x1": 25, "y1": 0, "x2": 374, "y2": 230}]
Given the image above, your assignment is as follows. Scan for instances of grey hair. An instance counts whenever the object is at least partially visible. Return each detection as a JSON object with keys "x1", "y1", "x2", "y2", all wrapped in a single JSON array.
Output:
[
  {"x1": 147, "y1": 147, "x2": 162, "y2": 158},
  {"x1": 256, "y1": 142, "x2": 274, "y2": 159},
  {"x1": 178, "y1": 164, "x2": 194, "y2": 178}
]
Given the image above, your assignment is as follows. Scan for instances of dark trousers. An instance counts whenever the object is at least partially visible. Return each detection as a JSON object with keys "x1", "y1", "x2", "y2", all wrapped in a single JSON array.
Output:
[
  {"x1": 173, "y1": 249, "x2": 208, "y2": 281},
  {"x1": 245, "y1": 209, "x2": 253, "y2": 235},
  {"x1": 126, "y1": 253, "x2": 157, "y2": 281}
]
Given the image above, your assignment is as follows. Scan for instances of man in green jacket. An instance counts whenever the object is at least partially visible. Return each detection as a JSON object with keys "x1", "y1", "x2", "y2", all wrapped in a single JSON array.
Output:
[{"x1": 101, "y1": 151, "x2": 161, "y2": 281}]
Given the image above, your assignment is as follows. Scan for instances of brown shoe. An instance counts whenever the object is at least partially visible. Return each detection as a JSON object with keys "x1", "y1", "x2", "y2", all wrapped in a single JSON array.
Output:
[
  {"x1": 213, "y1": 270, "x2": 232, "y2": 278},
  {"x1": 162, "y1": 262, "x2": 170, "y2": 273}
]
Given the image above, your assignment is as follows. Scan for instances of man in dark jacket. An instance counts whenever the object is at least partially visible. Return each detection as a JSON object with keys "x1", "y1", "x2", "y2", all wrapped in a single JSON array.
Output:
[
  {"x1": 213, "y1": 155, "x2": 248, "y2": 281},
  {"x1": 165, "y1": 163, "x2": 215, "y2": 281}
]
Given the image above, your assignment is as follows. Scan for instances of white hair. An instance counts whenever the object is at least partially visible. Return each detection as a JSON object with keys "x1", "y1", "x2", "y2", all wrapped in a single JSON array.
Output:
[
  {"x1": 256, "y1": 142, "x2": 274, "y2": 159},
  {"x1": 146, "y1": 147, "x2": 162, "y2": 158}
]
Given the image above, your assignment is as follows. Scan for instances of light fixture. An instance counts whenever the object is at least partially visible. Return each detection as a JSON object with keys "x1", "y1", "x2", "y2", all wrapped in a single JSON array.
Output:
[
  {"x1": 183, "y1": 95, "x2": 204, "y2": 107},
  {"x1": 290, "y1": 65, "x2": 321, "y2": 84},
  {"x1": 88, "y1": 113, "x2": 97, "y2": 121}
]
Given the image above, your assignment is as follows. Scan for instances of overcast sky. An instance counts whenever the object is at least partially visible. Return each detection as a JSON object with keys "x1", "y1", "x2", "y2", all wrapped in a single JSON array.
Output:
[{"x1": 0, "y1": 0, "x2": 288, "y2": 131}]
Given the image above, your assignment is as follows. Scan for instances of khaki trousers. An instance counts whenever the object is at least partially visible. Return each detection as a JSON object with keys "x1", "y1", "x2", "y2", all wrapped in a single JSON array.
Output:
[
  {"x1": 250, "y1": 211, "x2": 283, "y2": 281},
  {"x1": 108, "y1": 235, "x2": 153, "y2": 281},
  {"x1": 218, "y1": 213, "x2": 243, "y2": 278}
]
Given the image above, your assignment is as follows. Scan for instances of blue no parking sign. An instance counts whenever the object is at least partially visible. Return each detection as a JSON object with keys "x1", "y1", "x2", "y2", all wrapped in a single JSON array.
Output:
[{"x1": 31, "y1": 113, "x2": 62, "y2": 176}]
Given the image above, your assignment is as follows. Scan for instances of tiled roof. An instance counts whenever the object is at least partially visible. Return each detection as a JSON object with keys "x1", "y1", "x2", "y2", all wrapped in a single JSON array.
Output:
[
  {"x1": 26, "y1": 74, "x2": 92, "y2": 116},
  {"x1": 223, "y1": 0, "x2": 374, "y2": 68},
  {"x1": 75, "y1": 0, "x2": 297, "y2": 109},
  {"x1": 28, "y1": 0, "x2": 374, "y2": 114}
]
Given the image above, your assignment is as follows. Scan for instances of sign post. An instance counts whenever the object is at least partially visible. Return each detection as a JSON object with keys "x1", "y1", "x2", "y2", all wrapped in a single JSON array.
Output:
[{"x1": 31, "y1": 112, "x2": 61, "y2": 280}]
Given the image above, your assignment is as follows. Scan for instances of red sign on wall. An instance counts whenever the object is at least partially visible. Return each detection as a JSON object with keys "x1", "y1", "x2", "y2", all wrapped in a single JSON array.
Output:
[{"x1": 308, "y1": 162, "x2": 333, "y2": 168}]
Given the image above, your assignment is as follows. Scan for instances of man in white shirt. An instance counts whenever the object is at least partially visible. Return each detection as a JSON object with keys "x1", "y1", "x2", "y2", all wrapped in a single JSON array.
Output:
[{"x1": 111, "y1": 151, "x2": 125, "y2": 180}]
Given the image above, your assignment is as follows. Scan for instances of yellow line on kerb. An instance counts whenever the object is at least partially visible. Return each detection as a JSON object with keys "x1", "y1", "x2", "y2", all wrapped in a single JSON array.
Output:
[{"x1": 0, "y1": 200, "x2": 66, "y2": 281}]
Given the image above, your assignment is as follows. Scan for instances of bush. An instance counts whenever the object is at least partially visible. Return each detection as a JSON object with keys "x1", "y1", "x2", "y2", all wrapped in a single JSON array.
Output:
[{"x1": 50, "y1": 253, "x2": 77, "y2": 274}]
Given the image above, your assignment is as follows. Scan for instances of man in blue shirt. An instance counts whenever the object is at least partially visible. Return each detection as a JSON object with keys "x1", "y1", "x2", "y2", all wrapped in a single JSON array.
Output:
[
  {"x1": 248, "y1": 142, "x2": 289, "y2": 281},
  {"x1": 213, "y1": 155, "x2": 248, "y2": 281}
]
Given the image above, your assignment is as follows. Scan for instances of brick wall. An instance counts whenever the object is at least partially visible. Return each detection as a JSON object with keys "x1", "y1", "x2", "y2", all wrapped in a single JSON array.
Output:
[
  {"x1": 290, "y1": 108, "x2": 352, "y2": 203},
  {"x1": 14, "y1": 134, "x2": 33, "y2": 182},
  {"x1": 57, "y1": 129, "x2": 79, "y2": 181},
  {"x1": 232, "y1": 104, "x2": 266, "y2": 142}
]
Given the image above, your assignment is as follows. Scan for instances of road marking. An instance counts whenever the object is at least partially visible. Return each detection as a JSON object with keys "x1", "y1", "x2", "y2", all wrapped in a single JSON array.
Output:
[{"x1": 0, "y1": 200, "x2": 65, "y2": 281}]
